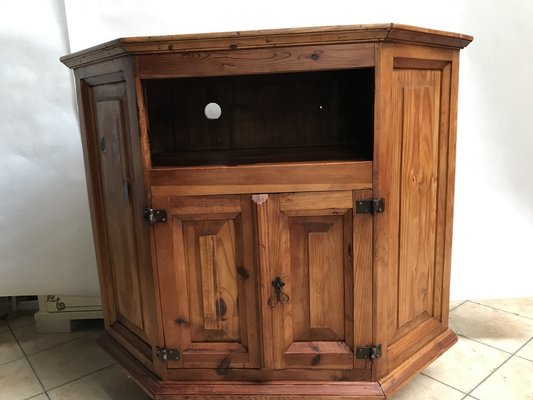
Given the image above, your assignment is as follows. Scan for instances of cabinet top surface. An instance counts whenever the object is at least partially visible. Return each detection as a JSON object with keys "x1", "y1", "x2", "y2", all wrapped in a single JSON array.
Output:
[{"x1": 61, "y1": 23, "x2": 472, "y2": 69}]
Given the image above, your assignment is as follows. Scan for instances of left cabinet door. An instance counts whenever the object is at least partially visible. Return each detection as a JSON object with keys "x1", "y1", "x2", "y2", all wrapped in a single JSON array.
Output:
[
  {"x1": 86, "y1": 81, "x2": 158, "y2": 363},
  {"x1": 152, "y1": 195, "x2": 260, "y2": 369}
]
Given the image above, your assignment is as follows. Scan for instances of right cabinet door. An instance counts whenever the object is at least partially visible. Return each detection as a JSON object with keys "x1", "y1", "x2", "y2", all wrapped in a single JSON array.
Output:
[
  {"x1": 380, "y1": 62, "x2": 456, "y2": 374},
  {"x1": 255, "y1": 191, "x2": 373, "y2": 372}
]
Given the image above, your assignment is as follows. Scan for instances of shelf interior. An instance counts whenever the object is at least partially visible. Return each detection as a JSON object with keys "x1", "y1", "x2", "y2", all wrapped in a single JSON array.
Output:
[{"x1": 144, "y1": 69, "x2": 374, "y2": 167}]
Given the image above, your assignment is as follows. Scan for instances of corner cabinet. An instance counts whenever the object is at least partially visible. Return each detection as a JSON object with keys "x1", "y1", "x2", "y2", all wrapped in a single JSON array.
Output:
[{"x1": 61, "y1": 24, "x2": 472, "y2": 399}]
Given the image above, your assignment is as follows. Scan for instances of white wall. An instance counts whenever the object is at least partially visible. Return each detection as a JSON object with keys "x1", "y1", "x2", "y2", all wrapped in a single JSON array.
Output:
[
  {"x1": 0, "y1": 0, "x2": 99, "y2": 296},
  {"x1": 1, "y1": 0, "x2": 531, "y2": 299}
]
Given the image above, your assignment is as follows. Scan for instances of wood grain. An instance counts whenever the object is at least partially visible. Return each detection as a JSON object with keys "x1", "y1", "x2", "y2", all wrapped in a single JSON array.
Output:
[
  {"x1": 150, "y1": 161, "x2": 372, "y2": 197},
  {"x1": 100, "y1": 331, "x2": 382, "y2": 398},
  {"x1": 371, "y1": 42, "x2": 396, "y2": 380},
  {"x1": 440, "y1": 51, "x2": 461, "y2": 328},
  {"x1": 379, "y1": 44, "x2": 460, "y2": 376},
  {"x1": 138, "y1": 44, "x2": 374, "y2": 78},
  {"x1": 396, "y1": 69, "x2": 440, "y2": 329},
  {"x1": 144, "y1": 68, "x2": 374, "y2": 168},
  {"x1": 379, "y1": 329, "x2": 457, "y2": 398},
  {"x1": 154, "y1": 195, "x2": 260, "y2": 369},
  {"x1": 268, "y1": 192, "x2": 363, "y2": 371},
  {"x1": 353, "y1": 190, "x2": 373, "y2": 371},
  {"x1": 67, "y1": 23, "x2": 471, "y2": 398},
  {"x1": 94, "y1": 93, "x2": 144, "y2": 331},
  {"x1": 61, "y1": 23, "x2": 472, "y2": 69},
  {"x1": 253, "y1": 194, "x2": 279, "y2": 369}
]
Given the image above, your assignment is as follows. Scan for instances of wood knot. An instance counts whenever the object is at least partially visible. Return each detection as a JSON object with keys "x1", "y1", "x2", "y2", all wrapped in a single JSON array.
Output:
[
  {"x1": 215, "y1": 298, "x2": 227, "y2": 319},
  {"x1": 311, "y1": 354, "x2": 321, "y2": 365},
  {"x1": 237, "y1": 267, "x2": 250, "y2": 279},
  {"x1": 174, "y1": 317, "x2": 190, "y2": 327},
  {"x1": 216, "y1": 357, "x2": 231, "y2": 375}
]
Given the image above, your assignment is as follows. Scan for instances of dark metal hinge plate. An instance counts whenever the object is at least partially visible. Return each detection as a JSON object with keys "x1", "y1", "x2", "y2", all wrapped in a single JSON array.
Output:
[
  {"x1": 144, "y1": 208, "x2": 167, "y2": 224},
  {"x1": 156, "y1": 346, "x2": 180, "y2": 361},
  {"x1": 356, "y1": 344, "x2": 382, "y2": 360},
  {"x1": 355, "y1": 198, "x2": 385, "y2": 215}
]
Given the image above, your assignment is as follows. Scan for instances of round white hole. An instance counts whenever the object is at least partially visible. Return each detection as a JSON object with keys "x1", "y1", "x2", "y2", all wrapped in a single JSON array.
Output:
[{"x1": 204, "y1": 102, "x2": 222, "y2": 120}]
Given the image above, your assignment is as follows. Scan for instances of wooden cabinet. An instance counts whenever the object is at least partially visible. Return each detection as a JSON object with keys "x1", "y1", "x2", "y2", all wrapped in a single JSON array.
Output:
[{"x1": 62, "y1": 23, "x2": 472, "y2": 399}]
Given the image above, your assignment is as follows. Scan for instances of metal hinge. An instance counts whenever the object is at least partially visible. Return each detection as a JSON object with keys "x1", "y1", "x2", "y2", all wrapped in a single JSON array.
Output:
[
  {"x1": 355, "y1": 198, "x2": 385, "y2": 215},
  {"x1": 155, "y1": 346, "x2": 181, "y2": 361},
  {"x1": 356, "y1": 344, "x2": 382, "y2": 360},
  {"x1": 143, "y1": 207, "x2": 167, "y2": 224}
]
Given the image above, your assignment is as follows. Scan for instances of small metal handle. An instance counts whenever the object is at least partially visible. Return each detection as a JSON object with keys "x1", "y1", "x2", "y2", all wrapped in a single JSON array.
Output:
[{"x1": 268, "y1": 277, "x2": 289, "y2": 307}]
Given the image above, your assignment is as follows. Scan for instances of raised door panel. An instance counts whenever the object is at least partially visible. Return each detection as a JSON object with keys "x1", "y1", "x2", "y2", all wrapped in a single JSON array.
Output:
[
  {"x1": 153, "y1": 195, "x2": 260, "y2": 369},
  {"x1": 89, "y1": 83, "x2": 149, "y2": 343},
  {"x1": 385, "y1": 65, "x2": 453, "y2": 371},
  {"x1": 254, "y1": 191, "x2": 373, "y2": 371}
]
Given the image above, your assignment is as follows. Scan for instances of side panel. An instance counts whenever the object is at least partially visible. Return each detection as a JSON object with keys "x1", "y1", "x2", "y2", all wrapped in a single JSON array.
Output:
[
  {"x1": 374, "y1": 43, "x2": 457, "y2": 376},
  {"x1": 93, "y1": 89, "x2": 145, "y2": 331},
  {"x1": 77, "y1": 61, "x2": 160, "y2": 374},
  {"x1": 394, "y1": 69, "x2": 441, "y2": 337}
]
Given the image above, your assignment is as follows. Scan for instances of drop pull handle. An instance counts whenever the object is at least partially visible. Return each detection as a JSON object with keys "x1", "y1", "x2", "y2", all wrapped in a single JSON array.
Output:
[{"x1": 268, "y1": 277, "x2": 289, "y2": 307}]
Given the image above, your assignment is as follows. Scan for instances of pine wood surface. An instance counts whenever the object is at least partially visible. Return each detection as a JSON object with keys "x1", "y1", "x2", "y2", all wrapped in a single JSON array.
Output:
[
  {"x1": 150, "y1": 161, "x2": 372, "y2": 197},
  {"x1": 65, "y1": 22, "x2": 472, "y2": 399},
  {"x1": 61, "y1": 23, "x2": 472, "y2": 69},
  {"x1": 100, "y1": 330, "x2": 385, "y2": 399},
  {"x1": 137, "y1": 44, "x2": 374, "y2": 78}
]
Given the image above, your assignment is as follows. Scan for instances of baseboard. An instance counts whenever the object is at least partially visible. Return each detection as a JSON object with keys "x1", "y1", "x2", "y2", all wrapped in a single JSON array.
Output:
[
  {"x1": 99, "y1": 331, "x2": 386, "y2": 400},
  {"x1": 379, "y1": 329, "x2": 457, "y2": 398}
]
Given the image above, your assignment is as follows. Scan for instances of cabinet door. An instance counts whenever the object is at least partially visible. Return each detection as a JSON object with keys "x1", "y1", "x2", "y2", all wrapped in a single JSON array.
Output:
[
  {"x1": 255, "y1": 191, "x2": 373, "y2": 371},
  {"x1": 152, "y1": 195, "x2": 260, "y2": 369},
  {"x1": 86, "y1": 81, "x2": 157, "y2": 356},
  {"x1": 374, "y1": 57, "x2": 457, "y2": 377}
]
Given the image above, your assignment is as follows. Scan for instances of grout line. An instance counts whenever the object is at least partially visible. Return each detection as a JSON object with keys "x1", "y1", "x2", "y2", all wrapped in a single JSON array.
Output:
[
  {"x1": 449, "y1": 300, "x2": 467, "y2": 311},
  {"x1": 22, "y1": 391, "x2": 49, "y2": 400},
  {"x1": 467, "y1": 300, "x2": 533, "y2": 321},
  {"x1": 7, "y1": 317, "x2": 48, "y2": 397},
  {"x1": 453, "y1": 333, "x2": 514, "y2": 355},
  {"x1": 462, "y1": 334, "x2": 533, "y2": 398},
  {"x1": 45, "y1": 362, "x2": 117, "y2": 392},
  {"x1": 513, "y1": 336, "x2": 533, "y2": 362},
  {"x1": 0, "y1": 356, "x2": 27, "y2": 368},
  {"x1": 419, "y1": 372, "x2": 468, "y2": 395},
  {"x1": 19, "y1": 329, "x2": 101, "y2": 358}
]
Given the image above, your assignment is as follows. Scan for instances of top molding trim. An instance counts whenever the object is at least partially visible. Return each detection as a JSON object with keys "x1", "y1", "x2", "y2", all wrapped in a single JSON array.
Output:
[{"x1": 61, "y1": 23, "x2": 473, "y2": 69}]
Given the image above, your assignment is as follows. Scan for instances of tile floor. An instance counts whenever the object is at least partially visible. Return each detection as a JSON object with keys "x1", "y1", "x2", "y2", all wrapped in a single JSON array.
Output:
[{"x1": 0, "y1": 298, "x2": 532, "y2": 399}]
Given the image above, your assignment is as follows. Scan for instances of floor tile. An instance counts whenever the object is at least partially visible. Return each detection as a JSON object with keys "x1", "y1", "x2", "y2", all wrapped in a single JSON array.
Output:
[
  {"x1": 423, "y1": 336, "x2": 510, "y2": 393},
  {"x1": 13, "y1": 323, "x2": 99, "y2": 355},
  {"x1": 28, "y1": 332, "x2": 115, "y2": 390},
  {"x1": 449, "y1": 301, "x2": 533, "y2": 353},
  {"x1": 389, "y1": 374, "x2": 464, "y2": 400},
  {"x1": 450, "y1": 300, "x2": 466, "y2": 310},
  {"x1": 516, "y1": 338, "x2": 533, "y2": 362},
  {"x1": 28, "y1": 395, "x2": 49, "y2": 400},
  {"x1": 47, "y1": 364, "x2": 149, "y2": 400},
  {"x1": 0, "y1": 358, "x2": 44, "y2": 400},
  {"x1": 0, "y1": 330, "x2": 25, "y2": 366},
  {"x1": 0, "y1": 319, "x2": 8, "y2": 333},
  {"x1": 474, "y1": 298, "x2": 533, "y2": 320},
  {"x1": 7, "y1": 313, "x2": 37, "y2": 331},
  {"x1": 470, "y1": 356, "x2": 533, "y2": 400}
]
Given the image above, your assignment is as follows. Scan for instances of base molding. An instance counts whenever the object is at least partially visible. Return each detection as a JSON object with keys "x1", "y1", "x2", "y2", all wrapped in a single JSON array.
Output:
[
  {"x1": 99, "y1": 332, "x2": 385, "y2": 400},
  {"x1": 99, "y1": 328, "x2": 457, "y2": 399},
  {"x1": 379, "y1": 329, "x2": 458, "y2": 397}
]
